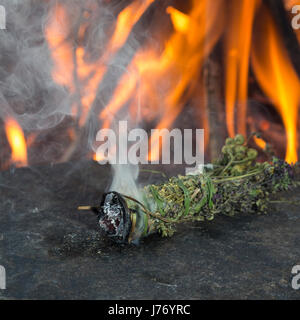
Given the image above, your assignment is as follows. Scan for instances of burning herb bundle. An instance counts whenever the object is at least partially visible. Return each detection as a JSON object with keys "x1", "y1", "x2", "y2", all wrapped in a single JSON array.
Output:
[{"x1": 79, "y1": 134, "x2": 299, "y2": 244}]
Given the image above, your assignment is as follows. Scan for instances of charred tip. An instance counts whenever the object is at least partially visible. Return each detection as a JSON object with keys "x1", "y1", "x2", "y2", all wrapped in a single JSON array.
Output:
[{"x1": 98, "y1": 191, "x2": 132, "y2": 244}]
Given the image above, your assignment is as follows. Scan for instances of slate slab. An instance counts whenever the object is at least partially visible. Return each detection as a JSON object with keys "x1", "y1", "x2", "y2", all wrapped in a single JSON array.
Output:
[{"x1": 0, "y1": 161, "x2": 299, "y2": 299}]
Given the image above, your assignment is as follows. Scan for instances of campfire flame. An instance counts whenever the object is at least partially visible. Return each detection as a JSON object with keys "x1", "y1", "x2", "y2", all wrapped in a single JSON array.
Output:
[
  {"x1": 251, "y1": 4, "x2": 300, "y2": 163},
  {"x1": 4, "y1": 118, "x2": 28, "y2": 168},
  {"x1": 2, "y1": 0, "x2": 299, "y2": 171},
  {"x1": 44, "y1": 0, "x2": 299, "y2": 164},
  {"x1": 224, "y1": 0, "x2": 260, "y2": 138},
  {"x1": 45, "y1": 0, "x2": 154, "y2": 128},
  {"x1": 97, "y1": 0, "x2": 225, "y2": 161}
]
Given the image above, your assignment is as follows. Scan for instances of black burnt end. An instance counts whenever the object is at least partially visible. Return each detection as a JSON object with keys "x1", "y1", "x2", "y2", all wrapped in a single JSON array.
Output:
[{"x1": 98, "y1": 191, "x2": 132, "y2": 244}]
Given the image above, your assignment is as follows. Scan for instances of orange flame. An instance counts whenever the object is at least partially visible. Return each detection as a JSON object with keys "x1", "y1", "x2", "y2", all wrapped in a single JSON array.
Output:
[
  {"x1": 45, "y1": 4, "x2": 74, "y2": 91},
  {"x1": 147, "y1": 0, "x2": 225, "y2": 161},
  {"x1": 108, "y1": 0, "x2": 155, "y2": 52},
  {"x1": 254, "y1": 136, "x2": 267, "y2": 150},
  {"x1": 44, "y1": 0, "x2": 299, "y2": 165},
  {"x1": 99, "y1": 0, "x2": 225, "y2": 161},
  {"x1": 166, "y1": 7, "x2": 190, "y2": 33},
  {"x1": 251, "y1": 5, "x2": 300, "y2": 163},
  {"x1": 45, "y1": 1, "x2": 155, "y2": 127},
  {"x1": 224, "y1": 0, "x2": 260, "y2": 137},
  {"x1": 5, "y1": 118, "x2": 28, "y2": 167}
]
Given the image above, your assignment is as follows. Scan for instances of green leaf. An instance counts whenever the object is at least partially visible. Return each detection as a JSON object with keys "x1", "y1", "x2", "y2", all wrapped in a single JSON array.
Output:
[
  {"x1": 193, "y1": 194, "x2": 207, "y2": 212},
  {"x1": 149, "y1": 186, "x2": 165, "y2": 216},
  {"x1": 204, "y1": 176, "x2": 215, "y2": 209},
  {"x1": 178, "y1": 180, "x2": 191, "y2": 216}
]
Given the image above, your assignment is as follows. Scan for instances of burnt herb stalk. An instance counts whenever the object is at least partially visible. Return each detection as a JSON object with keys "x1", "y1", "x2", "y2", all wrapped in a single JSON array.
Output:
[{"x1": 79, "y1": 134, "x2": 299, "y2": 244}]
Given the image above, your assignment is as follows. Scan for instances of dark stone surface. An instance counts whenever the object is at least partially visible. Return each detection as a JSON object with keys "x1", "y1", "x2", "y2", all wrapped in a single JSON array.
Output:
[{"x1": 0, "y1": 161, "x2": 300, "y2": 300}]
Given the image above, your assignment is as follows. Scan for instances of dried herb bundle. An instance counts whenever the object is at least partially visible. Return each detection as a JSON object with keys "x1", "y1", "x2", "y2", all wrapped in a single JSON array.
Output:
[{"x1": 79, "y1": 134, "x2": 299, "y2": 244}]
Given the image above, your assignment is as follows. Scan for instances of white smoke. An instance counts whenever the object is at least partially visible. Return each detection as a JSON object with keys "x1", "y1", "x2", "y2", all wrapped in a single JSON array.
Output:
[
  {"x1": 0, "y1": 0, "x2": 71, "y2": 131},
  {"x1": 0, "y1": 0, "x2": 152, "y2": 194}
]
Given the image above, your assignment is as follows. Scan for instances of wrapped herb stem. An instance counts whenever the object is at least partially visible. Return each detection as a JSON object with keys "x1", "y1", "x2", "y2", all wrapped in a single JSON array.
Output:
[{"x1": 79, "y1": 134, "x2": 299, "y2": 244}]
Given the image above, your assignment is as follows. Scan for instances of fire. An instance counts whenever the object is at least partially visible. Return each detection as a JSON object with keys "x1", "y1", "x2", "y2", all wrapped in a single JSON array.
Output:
[
  {"x1": 251, "y1": 5, "x2": 300, "y2": 163},
  {"x1": 45, "y1": 1, "x2": 155, "y2": 127},
  {"x1": 45, "y1": 4, "x2": 74, "y2": 91},
  {"x1": 224, "y1": 0, "x2": 260, "y2": 137},
  {"x1": 166, "y1": 7, "x2": 190, "y2": 33},
  {"x1": 147, "y1": 0, "x2": 225, "y2": 160},
  {"x1": 4, "y1": 118, "x2": 28, "y2": 167},
  {"x1": 43, "y1": 0, "x2": 299, "y2": 165},
  {"x1": 45, "y1": 3, "x2": 103, "y2": 126},
  {"x1": 223, "y1": 0, "x2": 299, "y2": 162},
  {"x1": 108, "y1": 0, "x2": 155, "y2": 52},
  {"x1": 100, "y1": 0, "x2": 225, "y2": 161},
  {"x1": 253, "y1": 136, "x2": 267, "y2": 151}
]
